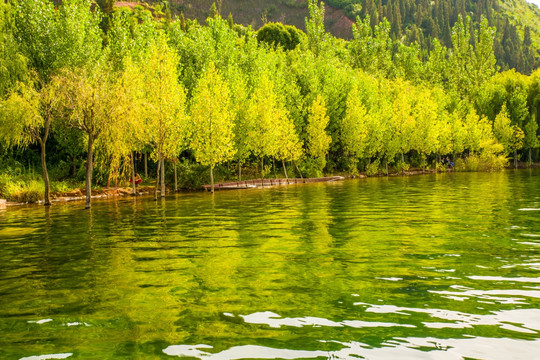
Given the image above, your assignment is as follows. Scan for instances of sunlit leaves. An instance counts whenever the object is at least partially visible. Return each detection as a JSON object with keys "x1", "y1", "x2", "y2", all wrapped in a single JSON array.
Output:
[{"x1": 190, "y1": 62, "x2": 235, "y2": 167}]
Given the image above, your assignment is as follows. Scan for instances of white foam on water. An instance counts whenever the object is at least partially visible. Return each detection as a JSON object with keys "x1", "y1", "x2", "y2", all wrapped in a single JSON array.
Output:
[
  {"x1": 376, "y1": 277, "x2": 403, "y2": 281},
  {"x1": 27, "y1": 319, "x2": 53, "y2": 325},
  {"x1": 163, "y1": 344, "x2": 327, "y2": 359},
  {"x1": 19, "y1": 354, "x2": 72, "y2": 360},
  {"x1": 468, "y1": 275, "x2": 540, "y2": 283},
  {"x1": 162, "y1": 338, "x2": 540, "y2": 360}
]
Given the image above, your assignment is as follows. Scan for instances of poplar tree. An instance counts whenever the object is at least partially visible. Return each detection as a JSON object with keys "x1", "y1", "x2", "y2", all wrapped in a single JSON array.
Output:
[
  {"x1": 245, "y1": 73, "x2": 282, "y2": 181},
  {"x1": 190, "y1": 62, "x2": 235, "y2": 193},
  {"x1": 142, "y1": 40, "x2": 187, "y2": 199},
  {"x1": 341, "y1": 86, "x2": 370, "y2": 169},
  {"x1": 306, "y1": 95, "x2": 332, "y2": 172}
]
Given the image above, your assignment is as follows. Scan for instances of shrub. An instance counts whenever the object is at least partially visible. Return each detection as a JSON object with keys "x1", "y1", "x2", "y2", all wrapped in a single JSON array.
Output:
[
  {"x1": 2, "y1": 179, "x2": 44, "y2": 203},
  {"x1": 366, "y1": 159, "x2": 381, "y2": 176}
]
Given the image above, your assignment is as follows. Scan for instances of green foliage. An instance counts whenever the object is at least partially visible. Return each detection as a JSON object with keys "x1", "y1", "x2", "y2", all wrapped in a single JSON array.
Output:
[
  {"x1": 0, "y1": 173, "x2": 43, "y2": 203},
  {"x1": 257, "y1": 22, "x2": 302, "y2": 50},
  {"x1": 190, "y1": 62, "x2": 235, "y2": 167},
  {"x1": 305, "y1": 0, "x2": 326, "y2": 56},
  {"x1": 2, "y1": 0, "x2": 540, "y2": 203},
  {"x1": 306, "y1": 95, "x2": 331, "y2": 163}
]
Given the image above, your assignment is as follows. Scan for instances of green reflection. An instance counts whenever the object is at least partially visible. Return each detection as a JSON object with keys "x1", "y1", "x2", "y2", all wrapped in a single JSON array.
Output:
[{"x1": 0, "y1": 170, "x2": 539, "y2": 359}]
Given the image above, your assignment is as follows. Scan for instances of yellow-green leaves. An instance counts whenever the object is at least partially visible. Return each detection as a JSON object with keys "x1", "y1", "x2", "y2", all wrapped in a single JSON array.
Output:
[
  {"x1": 341, "y1": 86, "x2": 369, "y2": 159},
  {"x1": 190, "y1": 62, "x2": 235, "y2": 167},
  {"x1": 306, "y1": 95, "x2": 331, "y2": 160},
  {"x1": 0, "y1": 84, "x2": 39, "y2": 148},
  {"x1": 137, "y1": 39, "x2": 187, "y2": 161}
]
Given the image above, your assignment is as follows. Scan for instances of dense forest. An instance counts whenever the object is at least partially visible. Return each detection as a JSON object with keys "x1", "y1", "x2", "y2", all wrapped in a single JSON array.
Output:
[
  {"x1": 0, "y1": 0, "x2": 539, "y2": 207},
  {"x1": 140, "y1": 0, "x2": 540, "y2": 74}
]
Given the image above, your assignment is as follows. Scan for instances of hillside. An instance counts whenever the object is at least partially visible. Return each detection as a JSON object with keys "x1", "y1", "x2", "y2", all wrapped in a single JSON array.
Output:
[{"x1": 136, "y1": 0, "x2": 539, "y2": 73}]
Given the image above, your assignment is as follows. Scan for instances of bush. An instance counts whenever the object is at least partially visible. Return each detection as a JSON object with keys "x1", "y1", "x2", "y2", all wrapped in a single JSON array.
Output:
[
  {"x1": 1, "y1": 178, "x2": 44, "y2": 203},
  {"x1": 175, "y1": 159, "x2": 209, "y2": 190},
  {"x1": 299, "y1": 157, "x2": 326, "y2": 178},
  {"x1": 366, "y1": 159, "x2": 381, "y2": 176},
  {"x1": 456, "y1": 141, "x2": 507, "y2": 172}
]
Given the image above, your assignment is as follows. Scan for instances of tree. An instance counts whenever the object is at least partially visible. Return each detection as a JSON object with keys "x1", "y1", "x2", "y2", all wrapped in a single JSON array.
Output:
[
  {"x1": 257, "y1": 23, "x2": 303, "y2": 51},
  {"x1": 55, "y1": 63, "x2": 112, "y2": 209},
  {"x1": 523, "y1": 118, "x2": 539, "y2": 166},
  {"x1": 411, "y1": 88, "x2": 438, "y2": 172},
  {"x1": 0, "y1": 81, "x2": 62, "y2": 205},
  {"x1": 448, "y1": 110, "x2": 467, "y2": 161},
  {"x1": 190, "y1": 62, "x2": 235, "y2": 193},
  {"x1": 306, "y1": 95, "x2": 331, "y2": 172},
  {"x1": 136, "y1": 39, "x2": 188, "y2": 199},
  {"x1": 3, "y1": 0, "x2": 102, "y2": 205},
  {"x1": 470, "y1": 17, "x2": 497, "y2": 92},
  {"x1": 449, "y1": 15, "x2": 472, "y2": 97},
  {"x1": 423, "y1": 39, "x2": 448, "y2": 87},
  {"x1": 493, "y1": 104, "x2": 513, "y2": 155},
  {"x1": 0, "y1": 1, "x2": 28, "y2": 98},
  {"x1": 341, "y1": 86, "x2": 370, "y2": 171},
  {"x1": 390, "y1": 79, "x2": 415, "y2": 173},
  {"x1": 305, "y1": 0, "x2": 326, "y2": 56},
  {"x1": 245, "y1": 72, "x2": 282, "y2": 181}
]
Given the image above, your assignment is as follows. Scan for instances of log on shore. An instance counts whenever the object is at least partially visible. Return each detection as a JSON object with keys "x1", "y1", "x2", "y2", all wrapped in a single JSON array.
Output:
[{"x1": 201, "y1": 176, "x2": 344, "y2": 191}]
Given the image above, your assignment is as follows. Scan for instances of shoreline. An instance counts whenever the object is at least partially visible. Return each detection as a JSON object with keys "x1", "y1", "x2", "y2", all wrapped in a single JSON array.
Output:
[{"x1": 1, "y1": 165, "x2": 539, "y2": 208}]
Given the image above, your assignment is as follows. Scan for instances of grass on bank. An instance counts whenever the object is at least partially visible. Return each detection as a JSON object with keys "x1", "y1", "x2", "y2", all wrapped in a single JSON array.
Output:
[{"x1": 0, "y1": 153, "x2": 537, "y2": 204}]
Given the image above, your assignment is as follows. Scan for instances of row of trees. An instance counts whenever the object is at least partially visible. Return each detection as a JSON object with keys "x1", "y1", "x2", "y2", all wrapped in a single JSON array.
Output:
[{"x1": 0, "y1": 0, "x2": 539, "y2": 208}]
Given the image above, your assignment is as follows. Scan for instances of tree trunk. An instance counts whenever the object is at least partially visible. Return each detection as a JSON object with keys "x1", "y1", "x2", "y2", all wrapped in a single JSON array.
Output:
[
  {"x1": 272, "y1": 158, "x2": 276, "y2": 177},
  {"x1": 210, "y1": 165, "x2": 214, "y2": 193},
  {"x1": 385, "y1": 159, "x2": 389, "y2": 176},
  {"x1": 131, "y1": 152, "x2": 136, "y2": 196},
  {"x1": 154, "y1": 153, "x2": 161, "y2": 201},
  {"x1": 144, "y1": 152, "x2": 148, "y2": 178},
  {"x1": 261, "y1": 157, "x2": 264, "y2": 187},
  {"x1": 401, "y1": 152, "x2": 405, "y2": 176},
  {"x1": 514, "y1": 150, "x2": 518, "y2": 169},
  {"x1": 160, "y1": 156, "x2": 165, "y2": 197},
  {"x1": 282, "y1": 159, "x2": 289, "y2": 183},
  {"x1": 529, "y1": 148, "x2": 532, "y2": 168},
  {"x1": 422, "y1": 157, "x2": 425, "y2": 174},
  {"x1": 85, "y1": 134, "x2": 94, "y2": 209},
  {"x1": 174, "y1": 162, "x2": 178, "y2": 192},
  {"x1": 39, "y1": 140, "x2": 51, "y2": 206},
  {"x1": 294, "y1": 160, "x2": 303, "y2": 181},
  {"x1": 238, "y1": 162, "x2": 242, "y2": 181}
]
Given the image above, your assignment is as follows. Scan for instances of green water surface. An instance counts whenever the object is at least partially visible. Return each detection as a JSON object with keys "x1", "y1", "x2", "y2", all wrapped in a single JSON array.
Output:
[{"x1": 1, "y1": 170, "x2": 539, "y2": 359}]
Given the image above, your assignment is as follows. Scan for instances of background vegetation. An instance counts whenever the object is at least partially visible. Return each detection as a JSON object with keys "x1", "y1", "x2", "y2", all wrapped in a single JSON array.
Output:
[{"x1": 0, "y1": 0, "x2": 539, "y2": 206}]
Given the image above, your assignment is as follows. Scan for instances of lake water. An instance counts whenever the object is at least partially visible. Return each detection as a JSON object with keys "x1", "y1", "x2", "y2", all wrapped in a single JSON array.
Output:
[{"x1": 1, "y1": 170, "x2": 539, "y2": 360}]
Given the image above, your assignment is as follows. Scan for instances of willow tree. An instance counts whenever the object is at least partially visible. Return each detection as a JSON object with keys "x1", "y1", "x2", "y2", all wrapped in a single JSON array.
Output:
[
  {"x1": 3, "y1": 0, "x2": 102, "y2": 205},
  {"x1": 190, "y1": 62, "x2": 235, "y2": 193},
  {"x1": 55, "y1": 64, "x2": 113, "y2": 209},
  {"x1": 0, "y1": 1, "x2": 28, "y2": 97},
  {"x1": 306, "y1": 95, "x2": 331, "y2": 174},
  {"x1": 0, "y1": 82, "x2": 60, "y2": 205},
  {"x1": 97, "y1": 58, "x2": 148, "y2": 195}
]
